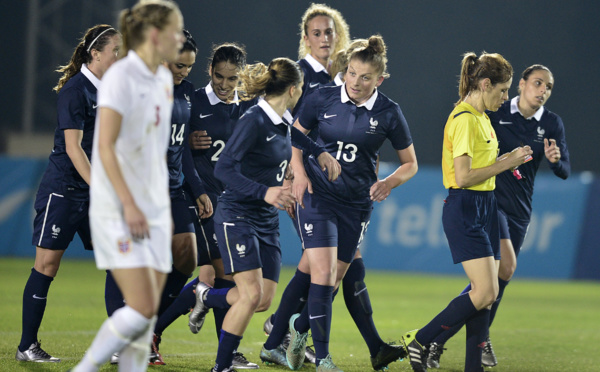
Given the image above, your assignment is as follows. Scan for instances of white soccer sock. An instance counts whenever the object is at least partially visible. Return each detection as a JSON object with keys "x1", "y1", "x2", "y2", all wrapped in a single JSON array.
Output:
[
  {"x1": 118, "y1": 315, "x2": 157, "y2": 372},
  {"x1": 72, "y1": 306, "x2": 151, "y2": 372}
]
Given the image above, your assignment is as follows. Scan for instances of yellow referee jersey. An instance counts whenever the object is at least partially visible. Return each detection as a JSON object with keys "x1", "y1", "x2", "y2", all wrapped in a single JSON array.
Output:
[{"x1": 442, "y1": 102, "x2": 499, "y2": 191}]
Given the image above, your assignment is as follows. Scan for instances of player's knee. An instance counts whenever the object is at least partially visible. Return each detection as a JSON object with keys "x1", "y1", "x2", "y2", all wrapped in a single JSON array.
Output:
[
  {"x1": 498, "y1": 260, "x2": 516, "y2": 281},
  {"x1": 240, "y1": 285, "x2": 263, "y2": 311}
]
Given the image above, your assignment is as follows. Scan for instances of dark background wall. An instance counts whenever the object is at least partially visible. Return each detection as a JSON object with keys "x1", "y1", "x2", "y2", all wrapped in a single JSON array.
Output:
[{"x1": 2, "y1": 1, "x2": 598, "y2": 172}]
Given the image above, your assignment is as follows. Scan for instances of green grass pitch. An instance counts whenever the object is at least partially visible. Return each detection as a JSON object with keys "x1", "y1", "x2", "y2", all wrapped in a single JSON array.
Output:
[{"x1": 1, "y1": 258, "x2": 599, "y2": 371}]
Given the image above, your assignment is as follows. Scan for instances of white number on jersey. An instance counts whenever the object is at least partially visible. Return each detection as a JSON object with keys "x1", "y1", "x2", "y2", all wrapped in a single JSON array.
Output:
[
  {"x1": 276, "y1": 160, "x2": 288, "y2": 182},
  {"x1": 336, "y1": 141, "x2": 358, "y2": 162},
  {"x1": 171, "y1": 124, "x2": 185, "y2": 146},
  {"x1": 211, "y1": 140, "x2": 226, "y2": 162}
]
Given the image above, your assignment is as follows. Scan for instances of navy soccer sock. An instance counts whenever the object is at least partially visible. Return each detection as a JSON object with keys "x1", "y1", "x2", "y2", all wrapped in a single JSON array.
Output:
[
  {"x1": 488, "y1": 278, "x2": 509, "y2": 329},
  {"x1": 431, "y1": 282, "x2": 473, "y2": 345},
  {"x1": 19, "y1": 268, "x2": 53, "y2": 351},
  {"x1": 104, "y1": 270, "x2": 124, "y2": 316},
  {"x1": 157, "y1": 266, "x2": 190, "y2": 317},
  {"x1": 214, "y1": 330, "x2": 242, "y2": 371},
  {"x1": 465, "y1": 309, "x2": 490, "y2": 372},
  {"x1": 154, "y1": 277, "x2": 198, "y2": 335},
  {"x1": 306, "y1": 283, "x2": 334, "y2": 364},
  {"x1": 213, "y1": 278, "x2": 236, "y2": 339},
  {"x1": 264, "y1": 269, "x2": 311, "y2": 350},
  {"x1": 416, "y1": 292, "x2": 478, "y2": 345},
  {"x1": 342, "y1": 258, "x2": 382, "y2": 356}
]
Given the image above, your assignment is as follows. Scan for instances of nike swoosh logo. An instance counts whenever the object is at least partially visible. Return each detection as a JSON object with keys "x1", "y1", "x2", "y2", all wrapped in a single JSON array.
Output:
[
  {"x1": 92, "y1": 104, "x2": 98, "y2": 109},
  {"x1": 32, "y1": 294, "x2": 47, "y2": 300},
  {"x1": 266, "y1": 134, "x2": 276, "y2": 141},
  {"x1": 499, "y1": 120, "x2": 513, "y2": 125},
  {"x1": 168, "y1": 294, "x2": 178, "y2": 298},
  {"x1": 309, "y1": 83, "x2": 319, "y2": 88},
  {"x1": 199, "y1": 114, "x2": 213, "y2": 119},
  {"x1": 324, "y1": 114, "x2": 337, "y2": 119},
  {"x1": 309, "y1": 314, "x2": 326, "y2": 320},
  {"x1": 353, "y1": 287, "x2": 367, "y2": 296}
]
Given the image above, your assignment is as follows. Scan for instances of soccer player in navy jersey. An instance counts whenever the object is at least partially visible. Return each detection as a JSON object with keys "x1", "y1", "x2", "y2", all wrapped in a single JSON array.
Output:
[
  {"x1": 185, "y1": 57, "x2": 339, "y2": 372},
  {"x1": 15, "y1": 24, "x2": 120, "y2": 363},
  {"x1": 265, "y1": 35, "x2": 418, "y2": 372},
  {"x1": 72, "y1": 3, "x2": 185, "y2": 371},
  {"x1": 400, "y1": 52, "x2": 532, "y2": 372},
  {"x1": 290, "y1": 3, "x2": 349, "y2": 118},
  {"x1": 426, "y1": 64, "x2": 570, "y2": 369}
]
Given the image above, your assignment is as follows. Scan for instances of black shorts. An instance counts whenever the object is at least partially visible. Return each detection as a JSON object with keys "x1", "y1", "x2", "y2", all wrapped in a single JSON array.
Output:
[
  {"x1": 497, "y1": 209, "x2": 530, "y2": 257},
  {"x1": 32, "y1": 193, "x2": 92, "y2": 250},
  {"x1": 171, "y1": 189, "x2": 196, "y2": 235},
  {"x1": 442, "y1": 189, "x2": 500, "y2": 264}
]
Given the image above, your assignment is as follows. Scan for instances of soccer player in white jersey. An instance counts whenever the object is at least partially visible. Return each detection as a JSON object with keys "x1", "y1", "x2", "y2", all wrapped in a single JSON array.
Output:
[{"x1": 72, "y1": 2, "x2": 184, "y2": 371}]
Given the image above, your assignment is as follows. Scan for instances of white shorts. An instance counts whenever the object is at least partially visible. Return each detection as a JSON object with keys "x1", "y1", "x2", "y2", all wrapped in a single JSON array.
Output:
[{"x1": 90, "y1": 213, "x2": 172, "y2": 273}]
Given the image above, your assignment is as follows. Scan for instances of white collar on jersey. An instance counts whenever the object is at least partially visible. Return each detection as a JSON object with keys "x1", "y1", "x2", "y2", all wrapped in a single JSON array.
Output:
[
  {"x1": 334, "y1": 72, "x2": 344, "y2": 86},
  {"x1": 258, "y1": 99, "x2": 285, "y2": 125},
  {"x1": 305, "y1": 54, "x2": 329, "y2": 74},
  {"x1": 81, "y1": 64, "x2": 100, "y2": 89},
  {"x1": 510, "y1": 96, "x2": 544, "y2": 121},
  {"x1": 340, "y1": 83, "x2": 378, "y2": 110},
  {"x1": 205, "y1": 82, "x2": 240, "y2": 106}
]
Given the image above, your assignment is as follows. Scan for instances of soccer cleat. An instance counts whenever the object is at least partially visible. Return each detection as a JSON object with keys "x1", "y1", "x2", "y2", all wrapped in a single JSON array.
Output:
[
  {"x1": 110, "y1": 352, "x2": 119, "y2": 364},
  {"x1": 263, "y1": 313, "x2": 275, "y2": 335},
  {"x1": 15, "y1": 341, "x2": 60, "y2": 362},
  {"x1": 232, "y1": 351, "x2": 259, "y2": 369},
  {"x1": 316, "y1": 354, "x2": 343, "y2": 371},
  {"x1": 189, "y1": 281, "x2": 211, "y2": 334},
  {"x1": 426, "y1": 342, "x2": 445, "y2": 369},
  {"x1": 371, "y1": 341, "x2": 407, "y2": 370},
  {"x1": 482, "y1": 337, "x2": 498, "y2": 367},
  {"x1": 286, "y1": 313, "x2": 309, "y2": 370},
  {"x1": 211, "y1": 366, "x2": 235, "y2": 372},
  {"x1": 305, "y1": 343, "x2": 317, "y2": 364},
  {"x1": 401, "y1": 330, "x2": 428, "y2": 372},
  {"x1": 260, "y1": 345, "x2": 288, "y2": 366},
  {"x1": 149, "y1": 333, "x2": 165, "y2": 365}
]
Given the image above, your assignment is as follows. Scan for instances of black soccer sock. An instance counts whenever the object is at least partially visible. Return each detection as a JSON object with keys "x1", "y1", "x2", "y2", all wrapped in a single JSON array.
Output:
[
  {"x1": 154, "y1": 277, "x2": 198, "y2": 335},
  {"x1": 157, "y1": 266, "x2": 190, "y2": 317},
  {"x1": 19, "y1": 268, "x2": 53, "y2": 351},
  {"x1": 213, "y1": 278, "x2": 236, "y2": 339},
  {"x1": 342, "y1": 258, "x2": 382, "y2": 356},
  {"x1": 214, "y1": 330, "x2": 242, "y2": 371},
  {"x1": 465, "y1": 309, "x2": 490, "y2": 372},
  {"x1": 264, "y1": 269, "x2": 311, "y2": 350},
  {"x1": 307, "y1": 283, "x2": 334, "y2": 364},
  {"x1": 416, "y1": 292, "x2": 478, "y2": 345},
  {"x1": 104, "y1": 270, "x2": 124, "y2": 316},
  {"x1": 488, "y1": 277, "x2": 509, "y2": 329}
]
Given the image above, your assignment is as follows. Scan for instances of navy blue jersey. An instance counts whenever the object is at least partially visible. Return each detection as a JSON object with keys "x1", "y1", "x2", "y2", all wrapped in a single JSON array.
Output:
[
  {"x1": 489, "y1": 97, "x2": 570, "y2": 220},
  {"x1": 291, "y1": 57, "x2": 331, "y2": 118},
  {"x1": 36, "y1": 70, "x2": 97, "y2": 202},
  {"x1": 168, "y1": 79, "x2": 196, "y2": 198},
  {"x1": 299, "y1": 84, "x2": 413, "y2": 208},
  {"x1": 188, "y1": 84, "x2": 256, "y2": 199},
  {"x1": 215, "y1": 100, "x2": 293, "y2": 232}
]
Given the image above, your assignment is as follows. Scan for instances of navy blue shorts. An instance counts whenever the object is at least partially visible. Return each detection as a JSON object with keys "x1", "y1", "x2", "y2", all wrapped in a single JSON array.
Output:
[
  {"x1": 442, "y1": 189, "x2": 500, "y2": 264},
  {"x1": 195, "y1": 192, "x2": 221, "y2": 266},
  {"x1": 497, "y1": 209, "x2": 530, "y2": 257},
  {"x1": 32, "y1": 192, "x2": 92, "y2": 250},
  {"x1": 171, "y1": 189, "x2": 196, "y2": 235},
  {"x1": 295, "y1": 191, "x2": 372, "y2": 263},
  {"x1": 214, "y1": 217, "x2": 281, "y2": 283}
]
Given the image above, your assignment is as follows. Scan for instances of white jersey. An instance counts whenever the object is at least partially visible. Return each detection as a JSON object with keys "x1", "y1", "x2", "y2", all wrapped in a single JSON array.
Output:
[{"x1": 90, "y1": 50, "x2": 173, "y2": 224}]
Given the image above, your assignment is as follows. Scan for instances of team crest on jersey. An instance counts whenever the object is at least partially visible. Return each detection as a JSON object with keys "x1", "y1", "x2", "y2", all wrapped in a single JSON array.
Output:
[
  {"x1": 366, "y1": 117, "x2": 379, "y2": 134},
  {"x1": 304, "y1": 223, "x2": 314, "y2": 236},
  {"x1": 536, "y1": 126, "x2": 545, "y2": 142},
  {"x1": 51, "y1": 224, "x2": 61, "y2": 238},
  {"x1": 184, "y1": 94, "x2": 192, "y2": 109},
  {"x1": 118, "y1": 238, "x2": 131, "y2": 254},
  {"x1": 236, "y1": 243, "x2": 246, "y2": 257}
]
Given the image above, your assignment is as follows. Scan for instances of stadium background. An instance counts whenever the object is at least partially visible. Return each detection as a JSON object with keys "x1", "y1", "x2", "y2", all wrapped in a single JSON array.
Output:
[{"x1": 0, "y1": 1, "x2": 598, "y2": 280}]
